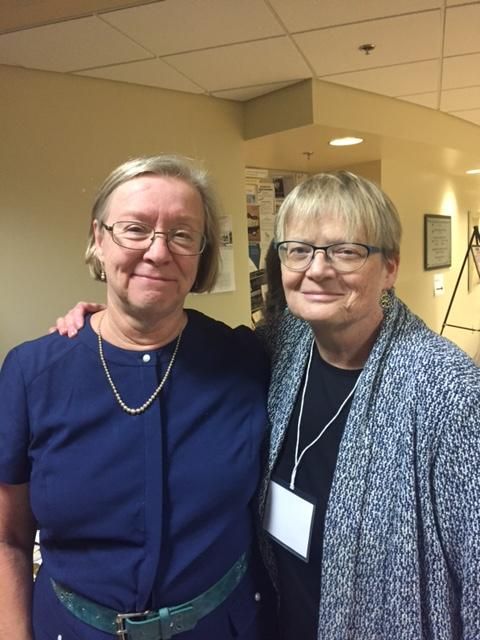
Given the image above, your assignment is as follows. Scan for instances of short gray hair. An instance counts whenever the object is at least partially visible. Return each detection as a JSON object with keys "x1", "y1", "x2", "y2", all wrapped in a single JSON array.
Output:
[
  {"x1": 85, "y1": 154, "x2": 220, "y2": 292},
  {"x1": 275, "y1": 171, "x2": 402, "y2": 259}
]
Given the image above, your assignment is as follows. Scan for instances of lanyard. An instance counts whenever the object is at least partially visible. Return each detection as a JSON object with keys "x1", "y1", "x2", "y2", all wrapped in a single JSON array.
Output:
[{"x1": 290, "y1": 340, "x2": 361, "y2": 491}]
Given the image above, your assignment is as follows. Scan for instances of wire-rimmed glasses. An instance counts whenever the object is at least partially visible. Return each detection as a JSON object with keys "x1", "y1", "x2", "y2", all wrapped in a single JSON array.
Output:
[
  {"x1": 276, "y1": 241, "x2": 381, "y2": 273},
  {"x1": 102, "y1": 221, "x2": 206, "y2": 256}
]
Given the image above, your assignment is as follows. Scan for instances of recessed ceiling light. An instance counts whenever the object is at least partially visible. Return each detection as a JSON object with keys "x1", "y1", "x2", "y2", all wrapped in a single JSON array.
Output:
[
  {"x1": 465, "y1": 169, "x2": 480, "y2": 175},
  {"x1": 329, "y1": 136, "x2": 364, "y2": 147}
]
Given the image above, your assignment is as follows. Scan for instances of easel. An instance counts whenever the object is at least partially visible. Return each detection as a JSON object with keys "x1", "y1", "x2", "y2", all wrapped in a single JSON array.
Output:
[{"x1": 441, "y1": 225, "x2": 480, "y2": 336}]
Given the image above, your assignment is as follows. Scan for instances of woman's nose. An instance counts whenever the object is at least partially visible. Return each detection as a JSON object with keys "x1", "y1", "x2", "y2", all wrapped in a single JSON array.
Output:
[
  {"x1": 143, "y1": 233, "x2": 172, "y2": 261},
  {"x1": 306, "y1": 249, "x2": 334, "y2": 275}
]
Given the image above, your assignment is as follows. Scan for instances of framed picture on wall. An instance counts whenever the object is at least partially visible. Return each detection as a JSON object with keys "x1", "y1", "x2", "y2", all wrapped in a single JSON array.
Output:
[{"x1": 424, "y1": 214, "x2": 451, "y2": 270}]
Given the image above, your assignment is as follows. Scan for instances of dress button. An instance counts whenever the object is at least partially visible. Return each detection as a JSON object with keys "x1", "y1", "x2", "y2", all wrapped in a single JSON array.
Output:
[
  {"x1": 142, "y1": 354, "x2": 151, "y2": 363},
  {"x1": 254, "y1": 592, "x2": 261, "y2": 602}
]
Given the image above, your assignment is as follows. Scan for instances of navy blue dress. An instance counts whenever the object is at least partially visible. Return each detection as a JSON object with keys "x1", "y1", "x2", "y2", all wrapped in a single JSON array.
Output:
[{"x1": 0, "y1": 310, "x2": 272, "y2": 639}]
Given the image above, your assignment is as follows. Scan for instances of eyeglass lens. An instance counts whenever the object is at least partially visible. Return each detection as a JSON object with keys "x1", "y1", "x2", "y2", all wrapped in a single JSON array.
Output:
[
  {"x1": 278, "y1": 242, "x2": 370, "y2": 272},
  {"x1": 109, "y1": 221, "x2": 205, "y2": 255}
]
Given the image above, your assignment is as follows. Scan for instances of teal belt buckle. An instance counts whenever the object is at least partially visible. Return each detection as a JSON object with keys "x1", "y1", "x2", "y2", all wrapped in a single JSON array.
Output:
[
  {"x1": 52, "y1": 551, "x2": 248, "y2": 639},
  {"x1": 116, "y1": 611, "x2": 154, "y2": 640},
  {"x1": 123, "y1": 605, "x2": 196, "y2": 640}
]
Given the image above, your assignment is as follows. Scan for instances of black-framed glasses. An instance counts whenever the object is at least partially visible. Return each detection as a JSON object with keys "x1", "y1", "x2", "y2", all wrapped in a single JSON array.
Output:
[
  {"x1": 276, "y1": 241, "x2": 382, "y2": 273},
  {"x1": 102, "y1": 221, "x2": 206, "y2": 256}
]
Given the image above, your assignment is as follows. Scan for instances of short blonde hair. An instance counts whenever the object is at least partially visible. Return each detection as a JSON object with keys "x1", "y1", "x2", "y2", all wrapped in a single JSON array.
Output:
[
  {"x1": 85, "y1": 155, "x2": 220, "y2": 293},
  {"x1": 275, "y1": 171, "x2": 402, "y2": 259}
]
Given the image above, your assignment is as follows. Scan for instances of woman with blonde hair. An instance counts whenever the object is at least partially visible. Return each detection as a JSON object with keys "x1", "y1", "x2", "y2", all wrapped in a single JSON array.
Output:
[{"x1": 260, "y1": 171, "x2": 480, "y2": 639}]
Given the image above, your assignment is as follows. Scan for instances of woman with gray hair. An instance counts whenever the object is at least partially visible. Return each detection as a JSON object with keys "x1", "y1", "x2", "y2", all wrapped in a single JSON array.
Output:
[
  {"x1": 260, "y1": 171, "x2": 480, "y2": 639},
  {"x1": 0, "y1": 155, "x2": 274, "y2": 639}
]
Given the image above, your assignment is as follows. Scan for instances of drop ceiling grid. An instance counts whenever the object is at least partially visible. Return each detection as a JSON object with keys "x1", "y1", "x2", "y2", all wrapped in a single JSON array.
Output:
[
  {"x1": 442, "y1": 53, "x2": 480, "y2": 91},
  {"x1": 325, "y1": 60, "x2": 441, "y2": 98},
  {"x1": 401, "y1": 93, "x2": 439, "y2": 109},
  {"x1": 441, "y1": 86, "x2": 480, "y2": 111},
  {"x1": 444, "y1": 3, "x2": 480, "y2": 56},
  {"x1": 292, "y1": 12, "x2": 443, "y2": 76},
  {"x1": 0, "y1": 0, "x2": 479, "y2": 121},
  {"x1": 0, "y1": 16, "x2": 152, "y2": 72},
  {"x1": 100, "y1": 0, "x2": 285, "y2": 55},
  {"x1": 163, "y1": 37, "x2": 311, "y2": 92},
  {"x1": 268, "y1": 0, "x2": 442, "y2": 33},
  {"x1": 76, "y1": 57, "x2": 205, "y2": 93}
]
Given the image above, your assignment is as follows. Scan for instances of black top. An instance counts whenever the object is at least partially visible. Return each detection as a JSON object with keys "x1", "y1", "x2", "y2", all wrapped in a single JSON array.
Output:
[{"x1": 271, "y1": 346, "x2": 361, "y2": 640}]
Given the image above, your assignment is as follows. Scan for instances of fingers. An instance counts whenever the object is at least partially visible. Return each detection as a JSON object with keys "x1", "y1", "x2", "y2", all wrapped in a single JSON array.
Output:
[
  {"x1": 49, "y1": 301, "x2": 106, "y2": 338},
  {"x1": 77, "y1": 302, "x2": 106, "y2": 319},
  {"x1": 55, "y1": 315, "x2": 74, "y2": 337}
]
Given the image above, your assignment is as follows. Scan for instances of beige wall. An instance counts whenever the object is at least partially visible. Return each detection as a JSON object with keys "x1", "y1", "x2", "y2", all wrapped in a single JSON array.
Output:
[
  {"x1": 2, "y1": 66, "x2": 480, "y2": 363},
  {"x1": 0, "y1": 64, "x2": 250, "y2": 360},
  {"x1": 245, "y1": 80, "x2": 480, "y2": 360},
  {"x1": 382, "y1": 145, "x2": 480, "y2": 357},
  {"x1": 341, "y1": 160, "x2": 381, "y2": 184}
]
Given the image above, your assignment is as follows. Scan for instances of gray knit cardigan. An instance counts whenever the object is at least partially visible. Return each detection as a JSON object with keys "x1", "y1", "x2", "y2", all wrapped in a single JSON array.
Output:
[{"x1": 258, "y1": 294, "x2": 480, "y2": 640}]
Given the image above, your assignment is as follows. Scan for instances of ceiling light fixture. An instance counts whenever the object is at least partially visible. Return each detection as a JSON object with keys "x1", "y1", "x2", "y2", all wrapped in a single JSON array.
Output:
[
  {"x1": 329, "y1": 137, "x2": 364, "y2": 147},
  {"x1": 465, "y1": 169, "x2": 480, "y2": 175}
]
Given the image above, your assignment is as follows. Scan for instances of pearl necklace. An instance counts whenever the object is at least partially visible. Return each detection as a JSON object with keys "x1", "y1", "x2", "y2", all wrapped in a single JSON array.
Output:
[{"x1": 97, "y1": 315, "x2": 182, "y2": 416}]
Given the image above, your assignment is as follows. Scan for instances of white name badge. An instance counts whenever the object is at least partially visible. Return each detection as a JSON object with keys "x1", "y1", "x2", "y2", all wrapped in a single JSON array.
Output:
[{"x1": 263, "y1": 480, "x2": 315, "y2": 562}]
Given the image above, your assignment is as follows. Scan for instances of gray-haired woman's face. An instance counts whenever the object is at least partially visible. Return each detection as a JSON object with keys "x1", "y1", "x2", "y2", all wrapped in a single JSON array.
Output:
[
  {"x1": 94, "y1": 175, "x2": 204, "y2": 318},
  {"x1": 280, "y1": 212, "x2": 398, "y2": 332}
]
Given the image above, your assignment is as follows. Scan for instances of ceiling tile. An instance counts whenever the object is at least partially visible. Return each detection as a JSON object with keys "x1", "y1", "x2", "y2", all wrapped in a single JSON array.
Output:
[
  {"x1": 442, "y1": 53, "x2": 480, "y2": 90},
  {"x1": 164, "y1": 37, "x2": 311, "y2": 92},
  {"x1": 212, "y1": 81, "x2": 298, "y2": 101},
  {"x1": 270, "y1": 0, "x2": 441, "y2": 32},
  {"x1": 1, "y1": 0, "x2": 480, "y2": 118},
  {"x1": 447, "y1": 108, "x2": 480, "y2": 126},
  {"x1": 102, "y1": 0, "x2": 284, "y2": 56},
  {"x1": 76, "y1": 58, "x2": 205, "y2": 93},
  {"x1": 326, "y1": 60, "x2": 439, "y2": 97},
  {"x1": 0, "y1": 0, "x2": 152, "y2": 34},
  {"x1": 294, "y1": 11, "x2": 442, "y2": 76},
  {"x1": 0, "y1": 16, "x2": 150, "y2": 72},
  {"x1": 400, "y1": 92, "x2": 438, "y2": 109},
  {"x1": 441, "y1": 86, "x2": 480, "y2": 111},
  {"x1": 444, "y1": 4, "x2": 480, "y2": 56}
]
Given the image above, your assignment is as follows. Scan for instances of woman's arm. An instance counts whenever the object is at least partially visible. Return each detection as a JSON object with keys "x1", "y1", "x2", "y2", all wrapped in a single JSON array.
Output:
[
  {"x1": 432, "y1": 387, "x2": 480, "y2": 636},
  {"x1": 0, "y1": 483, "x2": 36, "y2": 640},
  {"x1": 49, "y1": 301, "x2": 105, "y2": 336}
]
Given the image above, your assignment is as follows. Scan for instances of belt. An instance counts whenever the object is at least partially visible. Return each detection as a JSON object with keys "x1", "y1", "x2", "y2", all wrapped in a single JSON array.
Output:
[{"x1": 51, "y1": 552, "x2": 248, "y2": 640}]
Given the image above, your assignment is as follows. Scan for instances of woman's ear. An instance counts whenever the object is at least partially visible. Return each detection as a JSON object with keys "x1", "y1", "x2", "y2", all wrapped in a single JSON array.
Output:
[
  {"x1": 384, "y1": 254, "x2": 399, "y2": 290},
  {"x1": 93, "y1": 220, "x2": 104, "y2": 263}
]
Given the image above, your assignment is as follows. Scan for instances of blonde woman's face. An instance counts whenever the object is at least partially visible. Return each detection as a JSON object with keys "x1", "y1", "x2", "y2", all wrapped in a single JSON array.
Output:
[{"x1": 281, "y1": 213, "x2": 398, "y2": 335}]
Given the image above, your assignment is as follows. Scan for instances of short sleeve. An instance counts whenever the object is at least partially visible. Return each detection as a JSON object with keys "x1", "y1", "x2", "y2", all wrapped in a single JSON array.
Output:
[{"x1": 0, "y1": 348, "x2": 31, "y2": 483}]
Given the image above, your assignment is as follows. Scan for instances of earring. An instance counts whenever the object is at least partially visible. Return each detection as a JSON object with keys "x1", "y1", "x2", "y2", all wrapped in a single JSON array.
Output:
[
  {"x1": 100, "y1": 268, "x2": 106, "y2": 281},
  {"x1": 380, "y1": 289, "x2": 392, "y2": 311}
]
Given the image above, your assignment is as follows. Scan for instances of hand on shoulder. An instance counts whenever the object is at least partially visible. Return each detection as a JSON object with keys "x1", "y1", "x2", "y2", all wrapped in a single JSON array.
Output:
[{"x1": 48, "y1": 301, "x2": 105, "y2": 337}]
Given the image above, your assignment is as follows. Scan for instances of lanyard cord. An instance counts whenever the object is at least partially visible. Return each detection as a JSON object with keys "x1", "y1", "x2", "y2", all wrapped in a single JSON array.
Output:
[{"x1": 290, "y1": 340, "x2": 361, "y2": 491}]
